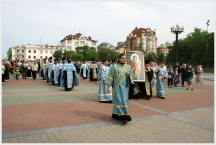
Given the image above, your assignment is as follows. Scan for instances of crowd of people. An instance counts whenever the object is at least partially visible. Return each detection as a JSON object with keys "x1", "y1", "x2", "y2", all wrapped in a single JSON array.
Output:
[{"x1": 1, "y1": 54, "x2": 205, "y2": 125}]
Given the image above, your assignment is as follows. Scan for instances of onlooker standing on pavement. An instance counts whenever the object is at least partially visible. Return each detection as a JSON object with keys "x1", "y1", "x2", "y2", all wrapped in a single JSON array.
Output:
[
  {"x1": 15, "y1": 64, "x2": 21, "y2": 80},
  {"x1": 10, "y1": 61, "x2": 16, "y2": 78},
  {"x1": 27, "y1": 61, "x2": 32, "y2": 78},
  {"x1": 37, "y1": 59, "x2": 41, "y2": 74},
  {"x1": 4, "y1": 61, "x2": 10, "y2": 81},
  {"x1": 186, "y1": 64, "x2": 194, "y2": 90},
  {"x1": 195, "y1": 65, "x2": 204, "y2": 84},
  {"x1": 173, "y1": 67, "x2": 179, "y2": 87},
  {"x1": 2, "y1": 60, "x2": 5, "y2": 82},
  {"x1": 150, "y1": 62, "x2": 157, "y2": 89},
  {"x1": 21, "y1": 61, "x2": 28, "y2": 79},
  {"x1": 105, "y1": 53, "x2": 134, "y2": 125},
  {"x1": 32, "y1": 60, "x2": 38, "y2": 80},
  {"x1": 180, "y1": 63, "x2": 187, "y2": 87},
  {"x1": 174, "y1": 62, "x2": 181, "y2": 83},
  {"x1": 167, "y1": 65, "x2": 174, "y2": 88}
]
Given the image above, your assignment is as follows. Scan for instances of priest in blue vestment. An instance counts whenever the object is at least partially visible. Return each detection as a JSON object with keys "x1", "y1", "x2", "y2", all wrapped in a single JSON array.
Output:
[
  {"x1": 105, "y1": 53, "x2": 134, "y2": 125},
  {"x1": 98, "y1": 59, "x2": 112, "y2": 102},
  {"x1": 51, "y1": 58, "x2": 59, "y2": 85},
  {"x1": 58, "y1": 57, "x2": 66, "y2": 86},
  {"x1": 46, "y1": 57, "x2": 53, "y2": 83},
  {"x1": 60, "y1": 57, "x2": 79, "y2": 91},
  {"x1": 155, "y1": 61, "x2": 168, "y2": 99}
]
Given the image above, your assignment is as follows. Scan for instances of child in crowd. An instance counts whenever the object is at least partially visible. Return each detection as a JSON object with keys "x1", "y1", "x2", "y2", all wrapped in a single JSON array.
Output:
[{"x1": 15, "y1": 65, "x2": 21, "y2": 80}]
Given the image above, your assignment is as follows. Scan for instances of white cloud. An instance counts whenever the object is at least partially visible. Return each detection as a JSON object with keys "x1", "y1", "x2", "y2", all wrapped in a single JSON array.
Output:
[{"x1": 1, "y1": 1, "x2": 215, "y2": 59}]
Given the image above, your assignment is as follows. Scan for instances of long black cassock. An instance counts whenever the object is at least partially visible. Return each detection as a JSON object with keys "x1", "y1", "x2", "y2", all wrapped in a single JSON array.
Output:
[{"x1": 60, "y1": 62, "x2": 79, "y2": 91}]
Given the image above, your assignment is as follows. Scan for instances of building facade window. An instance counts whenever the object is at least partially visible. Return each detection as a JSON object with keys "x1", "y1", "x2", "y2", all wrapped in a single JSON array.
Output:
[
  {"x1": 22, "y1": 50, "x2": 24, "y2": 53},
  {"x1": 40, "y1": 50, "x2": 43, "y2": 53},
  {"x1": 28, "y1": 55, "x2": 31, "y2": 59},
  {"x1": 80, "y1": 41, "x2": 85, "y2": 45},
  {"x1": 28, "y1": 50, "x2": 31, "y2": 53},
  {"x1": 50, "y1": 51, "x2": 53, "y2": 54},
  {"x1": 34, "y1": 56, "x2": 36, "y2": 59},
  {"x1": 17, "y1": 50, "x2": 19, "y2": 53},
  {"x1": 67, "y1": 40, "x2": 71, "y2": 44},
  {"x1": 34, "y1": 50, "x2": 36, "y2": 53},
  {"x1": 67, "y1": 46, "x2": 71, "y2": 50},
  {"x1": 75, "y1": 42, "x2": 78, "y2": 46},
  {"x1": 45, "y1": 51, "x2": 48, "y2": 54},
  {"x1": 40, "y1": 56, "x2": 43, "y2": 59}
]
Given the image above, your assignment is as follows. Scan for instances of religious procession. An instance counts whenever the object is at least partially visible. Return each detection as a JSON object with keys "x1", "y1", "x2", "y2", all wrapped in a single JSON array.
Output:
[{"x1": 2, "y1": 50, "x2": 204, "y2": 125}]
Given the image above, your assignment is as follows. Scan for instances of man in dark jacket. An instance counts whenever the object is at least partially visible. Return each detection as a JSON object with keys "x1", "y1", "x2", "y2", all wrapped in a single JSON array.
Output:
[{"x1": 180, "y1": 63, "x2": 187, "y2": 87}]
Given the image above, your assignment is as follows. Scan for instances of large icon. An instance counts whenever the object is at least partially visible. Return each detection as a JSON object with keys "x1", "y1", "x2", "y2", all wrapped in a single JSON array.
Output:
[{"x1": 125, "y1": 50, "x2": 145, "y2": 82}]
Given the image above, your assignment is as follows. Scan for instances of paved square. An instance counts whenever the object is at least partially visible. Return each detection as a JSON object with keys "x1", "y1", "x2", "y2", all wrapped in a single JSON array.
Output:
[{"x1": 2, "y1": 74, "x2": 214, "y2": 143}]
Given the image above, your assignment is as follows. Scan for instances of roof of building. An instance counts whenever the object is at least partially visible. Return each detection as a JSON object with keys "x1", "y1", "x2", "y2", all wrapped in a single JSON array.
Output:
[
  {"x1": 98, "y1": 42, "x2": 115, "y2": 48},
  {"x1": 60, "y1": 33, "x2": 98, "y2": 42},
  {"x1": 128, "y1": 27, "x2": 156, "y2": 38}
]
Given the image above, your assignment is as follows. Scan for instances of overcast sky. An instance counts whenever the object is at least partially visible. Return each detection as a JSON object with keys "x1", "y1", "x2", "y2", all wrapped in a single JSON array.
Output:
[{"x1": 2, "y1": 1, "x2": 215, "y2": 59}]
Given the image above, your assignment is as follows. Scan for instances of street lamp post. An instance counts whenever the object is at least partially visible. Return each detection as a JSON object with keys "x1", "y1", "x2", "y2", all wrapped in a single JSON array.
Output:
[
  {"x1": 206, "y1": 20, "x2": 210, "y2": 66},
  {"x1": 170, "y1": 24, "x2": 184, "y2": 63}
]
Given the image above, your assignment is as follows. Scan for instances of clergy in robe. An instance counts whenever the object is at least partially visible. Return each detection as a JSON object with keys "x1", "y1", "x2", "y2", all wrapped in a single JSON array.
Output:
[
  {"x1": 80, "y1": 61, "x2": 89, "y2": 79},
  {"x1": 60, "y1": 57, "x2": 79, "y2": 91},
  {"x1": 105, "y1": 53, "x2": 134, "y2": 125},
  {"x1": 58, "y1": 57, "x2": 66, "y2": 86},
  {"x1": 98, "y1": 59, "x2": 112, "y2": 102},
  {"x1": 51, "y1": 59, "x2": 59, "y2": 85},
  {"x1": 138, "y1": 60, "x2": 153, "y2": 100},
  {"x1": 155, "y1": 61, "x2": 168, "y2": 99},
  {"x1": 89, "y1": 60, "x2": 98, "y2": 82},
  {"x1": 40, "y1": 58, "x2": 47, "y2": 80},
  {"x1": 46, "y1": 57, "x2": 53, "y2": 83}
]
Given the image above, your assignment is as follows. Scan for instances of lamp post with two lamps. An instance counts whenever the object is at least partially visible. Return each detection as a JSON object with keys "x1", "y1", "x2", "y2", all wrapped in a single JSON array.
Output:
[{"x1": 170, "y1": 24, "x2": 184, "y2": 63}]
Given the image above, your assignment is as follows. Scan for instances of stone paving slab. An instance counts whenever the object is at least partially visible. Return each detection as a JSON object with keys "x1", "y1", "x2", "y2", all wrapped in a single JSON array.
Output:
[
  {"x1": 2, "y1": 108, "x2": 214, "y2": 143},
  {"x1": 132, "y1": 87, "x2": 213, "y2": 113},
  {"x1": 2, "y1": 75, "x2": 214, "y2": 143},
  {"x1": 2, "y1": 99, "x2": 159, "y2": 133}
]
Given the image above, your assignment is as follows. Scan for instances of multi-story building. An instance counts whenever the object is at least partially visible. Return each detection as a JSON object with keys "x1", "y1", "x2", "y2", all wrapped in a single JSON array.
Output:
[
  {"x1": 60, "y1": 33, "x2": 98, "y2": 51},
  {"x1": 116, "y1": 41, "x2": 126, "y2": 49},
  {"x1": 126, "y1": 27, "x2": 157, "y2": 54},
  {"x1": 10, "y1": 44, "x2": 63, "y2": 60},
  {"x1": 157, "y1": 44, "x2": 169, "y2": 57},
  {"x1": 97, "y1": 42, "x2": 115, "y2": 50}
]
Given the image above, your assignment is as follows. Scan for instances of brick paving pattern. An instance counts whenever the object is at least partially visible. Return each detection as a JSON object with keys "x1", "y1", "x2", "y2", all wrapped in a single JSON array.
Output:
[{"x1": 2, "y1": 74, "x2": 214, "y2": 143}]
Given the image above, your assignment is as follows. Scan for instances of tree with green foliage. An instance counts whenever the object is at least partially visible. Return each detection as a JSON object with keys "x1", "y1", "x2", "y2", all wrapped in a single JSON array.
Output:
[
  {"x1": 145, "y1": 52, "x2": 157, "y2": 63},
  {"x1": 52, "y1": 50, "x2": 63, "y2": 59},
  {"x1": 166, "y1": 28, "x2": 214, "y2": 67},
  {"x1": 63, "y1": 50, "x2": 75, "y2": 58},
  {"x1": 98, "y1": 48, "x2": 110, "y2": 61},
  {"x1": 71, "y1": 53, "x2": 84, "y2": 62},
  {"x1": 75, "y1": 45, "x2": 89, "y2": 60},
  {"x1": 157, "y1": 53, "x2": 165, "y2": 63},
  {"x1": 89, "y1": 47, "x2": 96, "y2": 51},
  {"x1": 110, "y1": 49, "x2": 119, "y2": 61},
  {"x1": 7, "y1": 49, "x2": 12, "y2": 60},
  {"x1": 86, "y1": 49, "x2": 98, "y2": 61}
]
